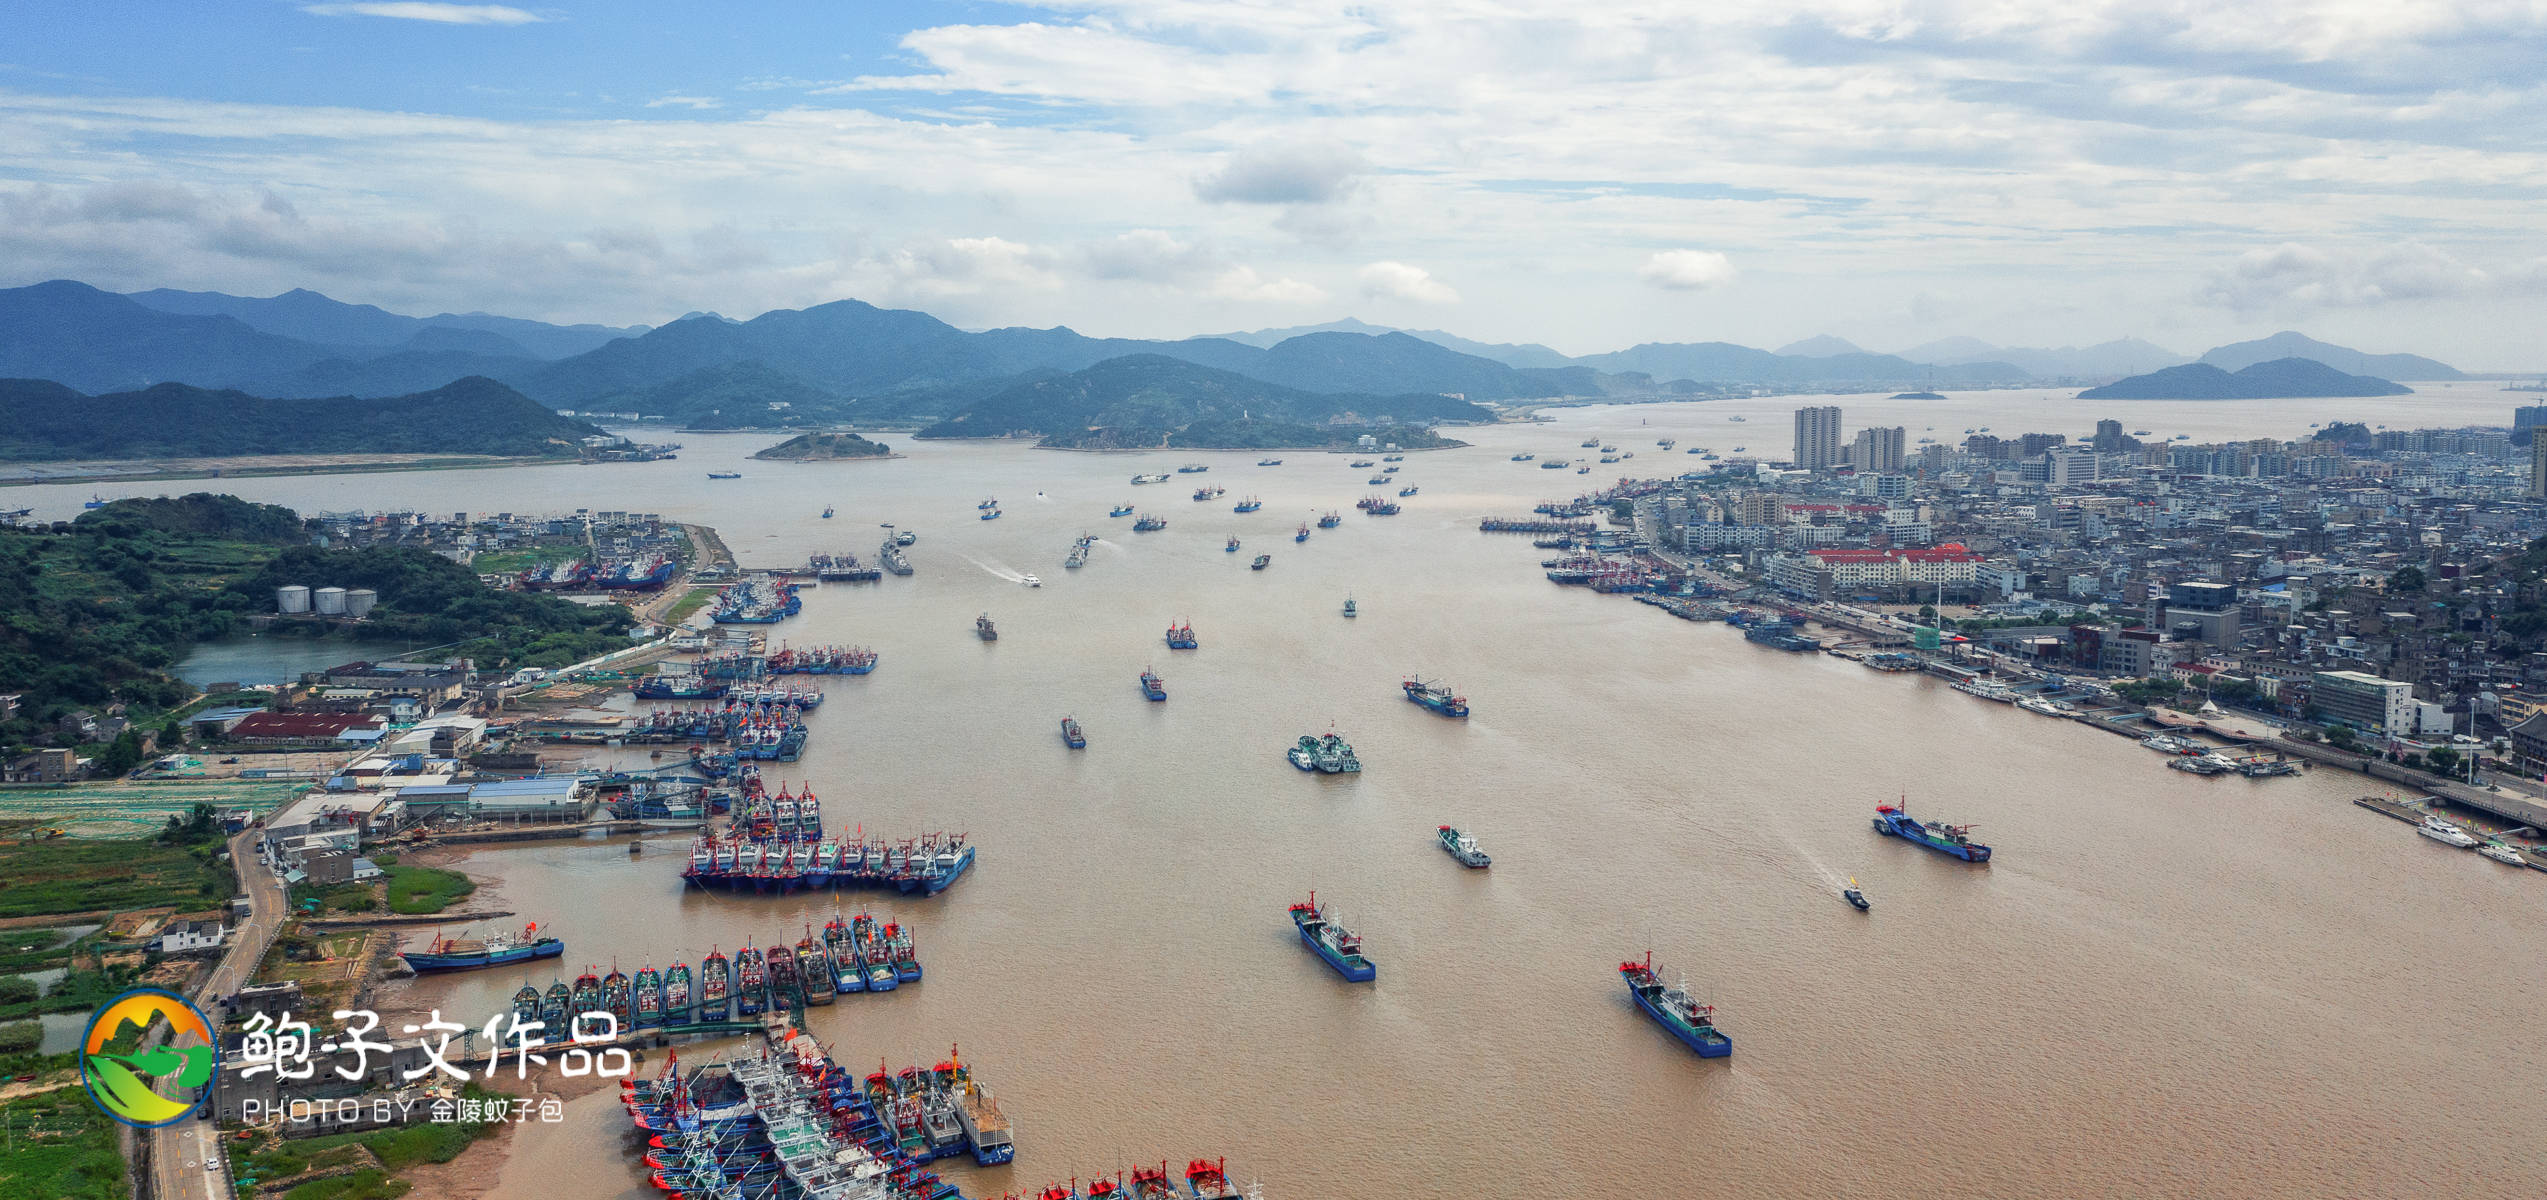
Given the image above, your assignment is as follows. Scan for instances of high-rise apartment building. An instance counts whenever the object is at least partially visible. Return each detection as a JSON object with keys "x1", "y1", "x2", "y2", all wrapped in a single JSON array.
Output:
[{"x1": 1792, "y1": 406, "x2": 1843, "y2": 469}]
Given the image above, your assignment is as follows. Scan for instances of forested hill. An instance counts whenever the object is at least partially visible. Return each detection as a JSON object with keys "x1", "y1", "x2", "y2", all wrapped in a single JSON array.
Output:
[
  {"x1": 0, "y1": 376, "x2": 602, "y2": 460},
  {"x1": 0, "y1": 495, "x2": 632, "y2": 747}
]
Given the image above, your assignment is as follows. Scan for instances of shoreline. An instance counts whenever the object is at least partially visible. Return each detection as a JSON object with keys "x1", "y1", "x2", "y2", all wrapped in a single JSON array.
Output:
[{"x1": 0, "y1": 453, "x2": 589, "y2": 489}]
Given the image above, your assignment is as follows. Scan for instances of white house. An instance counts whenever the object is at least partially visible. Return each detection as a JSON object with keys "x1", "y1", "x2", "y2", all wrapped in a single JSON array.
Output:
[{"x1": 157, "y1": 919, "x2": 227, "y2": 954}]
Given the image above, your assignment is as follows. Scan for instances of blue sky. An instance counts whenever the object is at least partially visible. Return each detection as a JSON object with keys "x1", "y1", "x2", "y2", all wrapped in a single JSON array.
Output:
[{"x1": 3, "y1": 1, "x2": 2543, "y2": 365}]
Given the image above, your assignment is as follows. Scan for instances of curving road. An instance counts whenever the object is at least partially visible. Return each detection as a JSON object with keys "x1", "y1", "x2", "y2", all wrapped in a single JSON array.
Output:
[{"x1": 142, "y1": 824, "x2": 285, "y2": 1200}]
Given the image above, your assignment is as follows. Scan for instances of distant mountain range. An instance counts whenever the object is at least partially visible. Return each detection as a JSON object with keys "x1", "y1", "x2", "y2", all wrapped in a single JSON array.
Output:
[
  {"x1": 0, "y1": 375, "x2": 601, "y2": 460},
  {"x1": 125, "y1": 286, "x2": 645, "y2": 358},
  {"x1": 1891, "y1": 336, "x2": 2190, "y2": 380},
  {"x1": 2196, "y1": 331, "x2": 2462, "y2": 380},
  {"x1": 0, "y1": 279, "x2": 2480, "y2": 443},
  {"x1": 2076, "y1": 357, "x2": 2414, "y2": 400}
]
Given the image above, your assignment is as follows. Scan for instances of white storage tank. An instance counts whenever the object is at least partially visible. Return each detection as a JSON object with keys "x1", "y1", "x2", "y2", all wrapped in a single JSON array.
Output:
[
  {"x1": 276, "y1": 585, "x2": 312, "y2": 614},
  {"x1": 313, "y1": 586, "x2": 349, "y2": 615},
  {"x1": 345, "y1": 588, "x2": 379, "y2": 618}
]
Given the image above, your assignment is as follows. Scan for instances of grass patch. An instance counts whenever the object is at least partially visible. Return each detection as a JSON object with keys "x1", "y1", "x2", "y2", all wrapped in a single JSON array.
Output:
[
  {"x1": 0, "y1": 825, "x2": 234, "y2": 920},
  {"x1": 470, "y1": 547, "x2": 581, "y2": 576},
  {"x1": 0, "y1": 1084, "x2": 127, "y2": 1200},
  {"x1": 662, "y1": 586, "x2": 716, "y2": 623},
  {"x1": 383, "y1": 866, "x2": 473, "y2": 915},
  {"x1": 281, "y1": 1168, "x2": 410, "y2": 1200}
]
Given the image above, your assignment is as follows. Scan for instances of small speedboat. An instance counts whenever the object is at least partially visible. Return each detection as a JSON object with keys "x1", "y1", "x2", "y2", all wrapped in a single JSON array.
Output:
[
  {"x1": 1020, "y1": 574, "x2": 1041, "y2": 588},
  {"x1": 1843, "y1": 878, "x2": 1870, "y2": 911},
  {"x1": 2477, "y1": 841, "x2": 2526, "y2": 866}
]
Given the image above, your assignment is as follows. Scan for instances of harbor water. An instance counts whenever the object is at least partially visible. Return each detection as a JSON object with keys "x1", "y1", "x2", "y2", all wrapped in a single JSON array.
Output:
[{"x1": 14, "y1": 384, "x2": 2542, "y2": 1198}]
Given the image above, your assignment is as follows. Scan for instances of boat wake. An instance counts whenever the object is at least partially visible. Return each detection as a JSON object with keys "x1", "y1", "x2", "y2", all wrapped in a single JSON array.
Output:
[{"x1": 957, "y1": 553, "x2": 1027, "y2": 583}]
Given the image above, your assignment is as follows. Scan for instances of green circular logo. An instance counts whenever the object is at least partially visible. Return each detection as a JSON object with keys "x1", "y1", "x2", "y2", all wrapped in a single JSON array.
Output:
[{"x1": 80, "y1": 988, "x2": 220, "y2": 1128}]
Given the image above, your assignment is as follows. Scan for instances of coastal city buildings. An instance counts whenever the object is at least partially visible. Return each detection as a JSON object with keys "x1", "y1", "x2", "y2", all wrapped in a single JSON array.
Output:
[{"x1": 1646, "y1": 402, "x2": 2547, "y2": 766}]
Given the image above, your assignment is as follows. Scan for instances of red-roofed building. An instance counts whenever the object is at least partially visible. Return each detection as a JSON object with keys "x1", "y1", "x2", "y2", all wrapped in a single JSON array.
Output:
[{"x1": 226, "y1": 712, "x2": 388, "y2": 744}]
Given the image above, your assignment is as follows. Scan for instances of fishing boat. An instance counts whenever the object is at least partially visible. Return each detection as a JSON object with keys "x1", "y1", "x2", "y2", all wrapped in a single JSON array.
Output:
[
  {"x1": 1133, "y1": 513, "x2": 1167, "y2": 531},
  {"x1": 1186, "y1": 1159, "x2": 1242, "y2": 1199},
  {"x1": 1288, "y1": 892, "x2": 1376, "y2": 981},
  {"x1": 976, "y1": 613, "x2": 997, "y2": 641},
  {"x1": 734, "y1": 943, "x2": 767, "y2": 1016},
  {"x1": 1294, "y1": 523, "x2": 1310, "y2": 542},
  {"x1": 400, "y1": 922, "x2": 563, "y2": 972},
  {"x1": 1233, "y1": 496, "x2": 1261, "y2": 512},
  {"x1": 1510, "y1": 452, "x2": 1534, "y2": 461},
  {"x1": 1226, "y1": 535, "x2": 1241, "y2": 552},
  {"x1": 661, "y1": 961, "x2": 693, "y2": 1024},
  {"x1": 698, "y1": 949, "x2": 731, "y2": 1021},
  {"x1": 1402, "y1": 675, "x2": 1468, "y2": 718},
  {"x1": 632, "y1": 964, "x2": 665, "y2": 1028},
  {"x1": 823, "y1": 914, "x2": 862, "y2": 993},
  {"x1": 1317, "y1": 511, "x2": 1342, "y2": 528},
  {"x1": 898, "y1": 529, "x2": 917, "y2": 545},
  {"x1": 1342, "y1": 594, "x2": 1356, "y2": 618},
  {"x1": 1368, "y1": 476, "x2": 1388, "y2": 485},
  {"x1": 1398, "y1": 486, "x2": 1418, "y2": 496},
  {"x1": 1178, "y1": 463, "x2": 1209, "y2": 474},
  {"x1": 1620, "y1": 952, "x2": 1731, "y2": 1057},
  {"x1": 1061, "y1": 716, "x2": 1086, "y2": 748},
  {"x1": 1313, "y1": 731, "x2": 1361, "y2": 773},
  {"x1": 539, "y1": 981, "x2": 569, "y2": 1031},
  {"x1": 980, "y1": 508, "x2": 1001, "y2": 521},
  {"x1": 1166, "y1": 621, "x2": 1198, "y2": 649},
  {"x1": 821, "y1": 506, "x2": 834, "y2": 518},
  {"x1": 1110, "y1": 503, "x2": 1136, "y2": 517},
  {"x1": 1843, "y1": 878, "x2": 1870, "y2": 911},
  {"x1": 1286, "y1": 736, "x2": 1319, "y2": 771},
  {"x1": 767, "y1": 943, "x2": 801, "y2": 1011},
  {"x1": 978, "y1": 498, "x2": 998, "y2": 510},
  {"x1": 1139, "y1": 668, "x2": 1166, "y2": 701},
  {"x1": 797, "y1": 932, "x2": 837, "y2": 1005},
  {"x1": 1350, "y1": 459, "x2": 1375, "y2": 468},
  {"x1": 601, "y1": 966, "x2": 633, "y2": 1031},
  {"x1": 1250, "y1": 554, "x2": 1270, "y2": 570},
  {"x1": 707, "y1": 472, "x2": 741, "y2": 480},
  {"x1": 1437, "y1": 825, "x2": 1489, "y2": 868},
  {"x1": 1257, "y1": 458, "x2": 1282, "y2": 466},
  {"x1": 1871, "y1": 800, "x2": 1991, "y2": 862}
]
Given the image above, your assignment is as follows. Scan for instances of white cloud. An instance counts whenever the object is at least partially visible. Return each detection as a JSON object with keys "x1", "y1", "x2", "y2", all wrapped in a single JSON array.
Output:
[
  {"x1": 2198, "y1": 241, "x2": 2543, "y2": 311},
  {"x1": 1639, "y1": 249, "x2": 1738, "y2": 291},
  {"x1": 1210, "y1": 266, "x2": 1328, "y2": 304},
  {"x1": 1357, "y1": 261, "x2": 1458, "y2": 304},
  {"x1": 643, "y1": 95, "x2": 722, "y2": 111},
  {"x1": 1195, "y1": 144, "x2": 1367, "y2": 206},
  {"x1": 301, "y1": 3, "x2": 544, "y2": 25},
  {"x1": 1077, "y1": 229, "x2": 1215, "y2": 282}
]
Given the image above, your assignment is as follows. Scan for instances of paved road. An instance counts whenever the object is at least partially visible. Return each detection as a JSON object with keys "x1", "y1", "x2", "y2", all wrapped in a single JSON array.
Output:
[{"x1": 144, "y1": 824, "x2": 284, "y2": 1200}]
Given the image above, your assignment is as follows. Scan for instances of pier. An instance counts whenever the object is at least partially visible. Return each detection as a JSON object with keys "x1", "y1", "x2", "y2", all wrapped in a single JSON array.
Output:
[{"x1": 1480, "y1": 517, "x2": 1595, "y2": 533}]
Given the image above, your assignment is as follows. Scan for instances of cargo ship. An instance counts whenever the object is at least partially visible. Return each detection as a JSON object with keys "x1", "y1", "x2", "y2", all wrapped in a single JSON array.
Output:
[
  {"x1": 1289, "y1": 892, "x2": 1375, "y2": 981},
  {"x1": 1166, "y1": 621, "x2": 1198, "y2": 649},
  {"x1": 1871, "y1": 800, "x2": 1991, "y2": 862},
  {"x1": 399, "y1": 923, "x2": 563, "y2": 972},
  {"x1": 808, "y1": 553, "x2": 881, "y2": 583},
  {"x1": 976, "y1": 613, "x2": 997, "y2": 641},
  {"x1": 1139, "y1": 668, "x2": 1167, "y2": 701},
  {"x1": 1133, "y1": 514, "x2": 1167, "y2": 532},
  {"x1": 1437, "y1": 825, "x2": 1489, "y2": 868},
  {"x1": 1402, "y1": 676, "x2": 1468, "y2": 718},
  {"x1": 1061, "y1": 716, "x2": 1085, "y2": 748},
  {"x1": 939, "y1": 1048, "x2": 1013, "y2": 1166},
  {"x1": 635, "y1": 675, "x2": 727, "y2": 700},
  {"x1": 1620, "y1": 952, "x2": 1731, "y2": 1057},
  {"x1": 1250, "y1": 554, "x2": 1270, "y2": 570}
]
